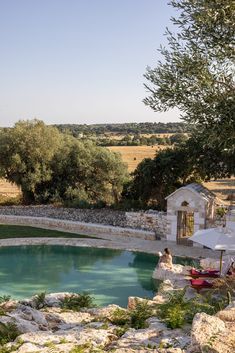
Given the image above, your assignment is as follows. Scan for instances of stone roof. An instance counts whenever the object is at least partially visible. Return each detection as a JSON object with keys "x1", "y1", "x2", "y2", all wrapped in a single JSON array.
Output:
[{"x1": 165, "y1": 183, "x2": 216, "y2": 202}]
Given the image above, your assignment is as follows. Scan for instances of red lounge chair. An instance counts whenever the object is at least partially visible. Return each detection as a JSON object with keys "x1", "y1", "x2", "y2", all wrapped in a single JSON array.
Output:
[
  {"x1": 190, "y1": 279, "x2": 213, "y2": 292},
  {"x1": 189, "y1": 269, "x2": 220, "y2": 278}
]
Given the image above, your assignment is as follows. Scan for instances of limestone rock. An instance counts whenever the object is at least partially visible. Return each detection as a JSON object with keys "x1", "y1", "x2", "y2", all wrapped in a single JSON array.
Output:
[
  {"x1": 11, "y1": 305, "x2": 48, "y2": 326},
  {"x1": 16, "y1": 327, "x2": 117, "y2": 350},
  {"x1": 145, "y1": 317, "x2": 167, "y2": 331},
  {"x1": 190, "y1": 312, "x2": 227, "y2": 352},
  {"x1": 44, "y1": 292, "x2": 77, "y2": 307},
  {"x1": 110, "y1": 328, "x2": 161, "y2": 349},
  {"x1": 111, "y1": 349, "x2": 184, "y2": 353},
  {"x1": 0, "y1": 315, "x2": 40, "y2": 333},
  {"x1": 216, "y1": 307, "x2": 235, "y2": 322},
  {"x1": 0, "y1": 299, "x2": 18, "y2": 312},
  {"x1": 127, "y1": 296, "x2": 156, "y2": 310},
  {"x1": 87, "y1": 304, "x2": 124, "y2": 320},
  {"x1": 216, "y1": 302, "x2": 235, "y2": 322},
  {"x1": 44, "y1": 307, "x2": 94, "y2": 330}
]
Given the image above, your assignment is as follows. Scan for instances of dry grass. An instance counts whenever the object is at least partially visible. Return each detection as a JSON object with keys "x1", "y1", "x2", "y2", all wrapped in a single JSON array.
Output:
[
  {"x1": 203, "y1": 178, "x2": 235, "y2": 205},
  {"x1": 108, "y1": 145, "x2": 166, "y2": 172},
  {"x1": 0, "y1": 179, "x2": 20, "y2": 197}
]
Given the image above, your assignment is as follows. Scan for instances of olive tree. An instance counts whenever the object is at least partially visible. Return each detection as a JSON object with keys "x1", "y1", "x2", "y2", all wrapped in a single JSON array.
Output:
[
  {"x1": 0, "y1": 120, "x2": 61, "y2": 203},
  {"x1": 144, "y1": 0, "x2": 235, "y2": 153}
]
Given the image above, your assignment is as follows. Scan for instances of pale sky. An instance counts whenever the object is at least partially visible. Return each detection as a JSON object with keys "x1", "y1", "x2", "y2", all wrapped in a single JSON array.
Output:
[{"x1": 0, "y1": 0, "x2": 180, "y2": 127}]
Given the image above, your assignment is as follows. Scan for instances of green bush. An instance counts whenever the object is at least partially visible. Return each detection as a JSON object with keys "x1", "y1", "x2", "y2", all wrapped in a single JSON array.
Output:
[
  {"x1": 0, "y1": 322, "x2": 20, "y2": 345},
  {"x1": 110, "y1": 308, "x2": 130, "y2": 326},
  {"x1": 61, "y1": 293, "x2": 95, "y2": 311},
  {"x1": 114, "y1": 325, "x2": 129, "y2": 337},
  {"x1": 129, "y1": 300, "x2": 153, "y2": 329},
  {"x1": 156, "y1": 287, "x2": 228, "y2": 329},
  {"x1": 110, "y1": 300, "x2": 153, "y2": 330},
  {"x1": 33, "y1": 291, "x2": 46, "y2": 309},
  {"x1": 0, "y1": 296, "x2": 11, "y2": 305},
  {"x1": 163, "y1": 304, "x2": 186, "y2": 329}
]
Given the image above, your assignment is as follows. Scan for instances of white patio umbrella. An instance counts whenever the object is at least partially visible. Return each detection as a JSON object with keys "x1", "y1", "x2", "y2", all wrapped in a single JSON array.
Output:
[{"x1": 190, "y1": 227, "x2": 235, "y2": 274}]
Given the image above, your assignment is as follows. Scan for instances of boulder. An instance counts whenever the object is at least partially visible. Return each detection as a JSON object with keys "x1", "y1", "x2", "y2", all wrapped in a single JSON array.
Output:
[
  {"x1": 44, "y1": 292, "x2": 77, "y2": 307},
  {"x1": 145, "y1": 317, "x2": 167, "y2": 331},
  {"x1": 10, "y1": 305, "x2": 48, "y2": 327},
  {"x1": 216, "y1": 302, "x2": 235, "y2": 322},
  {"x1": 127, "y1": 297, "x2": 156, "y2": 310},
  {"x1": 0, "y1": 315, "x2": 40, "y2": 333},
  {"x1": 87, "y1": 304, "x2": 124, "y2": 320},
  {"x1": 190, "y1": 313, "x2": 227, "y2": 352},
  {"x1": 110, "y1": 328, "x2": 161, "y2": 349},
  {"x1": 43, "y1": 307, "x2": 94, "y2": 330}
]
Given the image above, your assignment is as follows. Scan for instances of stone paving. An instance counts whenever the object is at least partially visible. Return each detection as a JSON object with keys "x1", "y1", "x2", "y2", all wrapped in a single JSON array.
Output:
[{"x1": 0, "y1": 219, "x2": 218, "y2": 260}]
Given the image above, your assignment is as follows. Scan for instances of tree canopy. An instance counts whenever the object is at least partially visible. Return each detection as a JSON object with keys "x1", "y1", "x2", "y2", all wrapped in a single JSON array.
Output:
[
  {"x1": 144, "y1": 0, "x2": 235, "y2": 151},
  {"x1": 0, "y1": 120, "x2": 128, "y2": 205},
  {"x1": 124, "y1": 147, "x2": 200, "y2": 210}
]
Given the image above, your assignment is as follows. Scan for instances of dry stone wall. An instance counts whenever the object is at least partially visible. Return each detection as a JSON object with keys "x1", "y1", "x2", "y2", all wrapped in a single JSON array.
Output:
[
  {"x1": 126, "y1": 210, "x2": 168, "y2": 238},
  {"x1": 0, "y1": 206, "x2": 168, "y2": 238}
]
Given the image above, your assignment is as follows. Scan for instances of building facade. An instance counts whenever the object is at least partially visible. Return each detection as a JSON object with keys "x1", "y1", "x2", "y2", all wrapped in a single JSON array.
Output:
[{"x1": 166, "y1": 183, "x2": 218, "y2": 245}]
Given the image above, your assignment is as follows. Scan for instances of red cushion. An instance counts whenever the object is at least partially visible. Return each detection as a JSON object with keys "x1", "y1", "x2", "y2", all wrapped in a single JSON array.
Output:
[
  {"x1": 190, "y1": 279, "x2": 213, "y2": 287},
  {"x1": 190, "y1": 269, "x2": 219, "y2": 277}
]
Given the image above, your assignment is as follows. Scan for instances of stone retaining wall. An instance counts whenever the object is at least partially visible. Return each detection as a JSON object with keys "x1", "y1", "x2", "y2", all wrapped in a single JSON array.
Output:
[
  {"x1": 126, "y1": 210, "x2": 168, "y2": 238},
  {"x1": 0, "y1": 206, "x2": 168, "y2": 238},
  {"x1": 0, "y1": 215, "x2": 156, "y2": 240},
  {"x1": 0, "y1": 205, "x2": 127, "y2": 227}
]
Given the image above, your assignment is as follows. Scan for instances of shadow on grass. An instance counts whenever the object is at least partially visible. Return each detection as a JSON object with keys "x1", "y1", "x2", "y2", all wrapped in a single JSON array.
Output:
[{"x1": 0, "y1": 224, "x2": 100, "y2": 240}]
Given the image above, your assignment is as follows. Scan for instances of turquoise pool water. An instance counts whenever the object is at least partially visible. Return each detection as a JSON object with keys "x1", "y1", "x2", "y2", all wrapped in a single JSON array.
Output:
[{"x1": 0, "y1": 246, "x2": 194, "y2": 307}]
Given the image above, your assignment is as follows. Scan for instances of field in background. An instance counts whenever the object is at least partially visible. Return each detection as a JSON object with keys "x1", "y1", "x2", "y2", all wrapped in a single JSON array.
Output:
[
  {"x1": 203, "y1": 178, "x2": 235, "y2": 205},
  {"x1": 108, "y1": 145, "x2": 166, "y2": 172},
  {"x1": 0, "y1": 179, "x2": 20, "y2": 197}
]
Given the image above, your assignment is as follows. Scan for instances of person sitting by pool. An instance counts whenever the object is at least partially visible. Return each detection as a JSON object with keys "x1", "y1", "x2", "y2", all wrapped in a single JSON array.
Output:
[{"x1": 158, "y1": 248, "x2": 173, "y2": 269}]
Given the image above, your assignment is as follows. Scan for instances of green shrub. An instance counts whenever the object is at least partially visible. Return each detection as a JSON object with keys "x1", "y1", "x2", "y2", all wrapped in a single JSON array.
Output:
[
  {"x1": 110, "y1": 308, "x2": 130, "y2": 326},
  {"x1": 0, "y1": 296, "x2": 11, "y2": 305},
  {"x1": 114, "y1": 325, "x2": 129, "y2": 337},
  {"x1": 33, "y1": 291, "x2": 46, "y2": 309},
  {"x1": 0, "y1": 322, "x2": 20, "y2": 345},
  {"x1": 61, "y1": 293, "x2": 95, "y2": 311},
  {"x1": 111, "y1": 300, "x2": 153, "y2": 330},
  {"x1": 129, "y1": 300, "x2": 153, "y2": 329},
  {"x1": 163, "y1": 304, "x2": 186, "y2": 329},
  {"x1": 156, "y1": 287, "x2": 228, "y2": 329}
]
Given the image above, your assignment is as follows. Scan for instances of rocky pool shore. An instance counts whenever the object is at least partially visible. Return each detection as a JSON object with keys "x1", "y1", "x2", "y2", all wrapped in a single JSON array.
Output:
[{"x1": 0, "y1": 283, "x2": 234, "y2": 353}]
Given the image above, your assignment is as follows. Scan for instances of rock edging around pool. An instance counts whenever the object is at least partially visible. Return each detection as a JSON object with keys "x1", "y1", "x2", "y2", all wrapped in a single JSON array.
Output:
[
  {"x1": 0, "y1": 214, "x2": 155, "y2": 240},
  {"x1": 0, "y1": 290, "x2": 234, "y2": 352}
]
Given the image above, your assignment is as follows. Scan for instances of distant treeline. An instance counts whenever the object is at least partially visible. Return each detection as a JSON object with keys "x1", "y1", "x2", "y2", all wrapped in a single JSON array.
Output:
[{"x1": 53, "y1": 122, "x2": 188, "y2": 136}]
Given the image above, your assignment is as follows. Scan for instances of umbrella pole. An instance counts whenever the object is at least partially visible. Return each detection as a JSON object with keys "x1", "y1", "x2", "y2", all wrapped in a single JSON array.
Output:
[{"x1": 220, "y1": 250, "x2": 224, "y2": 275}]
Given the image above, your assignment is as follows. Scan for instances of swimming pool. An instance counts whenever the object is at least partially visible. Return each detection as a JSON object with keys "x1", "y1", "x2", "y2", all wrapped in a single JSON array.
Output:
[{"x1": 0, "y1": 245, "x2": 194, "y2": 307}]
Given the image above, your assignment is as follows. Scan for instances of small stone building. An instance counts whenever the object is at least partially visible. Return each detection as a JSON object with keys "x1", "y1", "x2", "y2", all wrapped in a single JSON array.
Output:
[{"x1": 166, "y1": 183, "x2": 218, "y2": 245}]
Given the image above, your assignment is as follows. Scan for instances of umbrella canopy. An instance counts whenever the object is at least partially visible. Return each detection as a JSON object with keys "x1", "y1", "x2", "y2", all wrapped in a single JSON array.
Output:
[
  {"x1": 191, "y1": 227, "x2": 235, "y2": 274},
  {"x1": 190, "y1": 227, "x2": 235, "y2": 251}
]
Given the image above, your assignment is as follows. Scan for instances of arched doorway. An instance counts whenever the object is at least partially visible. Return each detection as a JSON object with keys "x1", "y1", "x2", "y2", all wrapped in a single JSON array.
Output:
[{"x1": 177, "y1": 202, "x2": 194, "y2": 245}]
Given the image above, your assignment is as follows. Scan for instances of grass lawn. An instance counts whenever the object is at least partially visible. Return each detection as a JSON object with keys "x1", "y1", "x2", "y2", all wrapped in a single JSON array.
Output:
[{"x1": 0, "y1": 224, "x2": 98, "y2": 239}]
